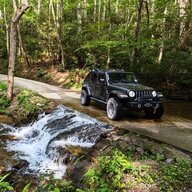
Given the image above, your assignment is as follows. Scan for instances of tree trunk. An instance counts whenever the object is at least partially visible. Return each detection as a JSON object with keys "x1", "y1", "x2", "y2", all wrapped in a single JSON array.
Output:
[
  {"x1": 12, "y1": 0, "x2": 30, "y2": 69},
  {"x1": 83, "y1": 0, "x2": 87, "y2": 22},
  {"x1": 178, "y1": 0, "x2": 188, "y2": 49},
  {"x1": 7, "y1": 0, "x2": 29, "y2": 100},
  {"x1": 106, "y1": 0, "x2": 111, "y2": 69},
  {"x1": 37, "y1": 0, "x2": 42, "y2": 15},
  {"x1": 50, "y1": 0, "x2": 56, "y2": 25},
  {"x1": 77, "y1": 1, "x2": 82, "y2": 34},
  {"x1": 102, "y1": 0, "x2": 106, "y2": 22},
  {"x1": 158, "y1": 6, "x2": 167, "y2": 64},
  {"x1": 3, "y1": 4, "x2": 9, "y2": 56},
  {"x1": 115, "y1": 0, "x2": 119, "y2": 14},
  {"x1": 56, "y1": 0, "x2": 65, "y2": 68},
  {"x1": 130, "y1": 0, "x2": 143, "y2": 67},
  {"x1": 17, "y1": 24, "x2": 30, "y2": 68},
  {"x1": 94, "y1": 0, "x2": 97, "y2": 22},
  {"x1": 98, "y1": 0, "x2": 101, "y2": 31},
  {"x1": 0, "y1": 10, "x2": 2, "y2": 19},
  {"x1": 48, "y1": 0, "x2": 55, "y2": 65},
  {"x1": 151, "y1": 0, "x2": 155, "y2": 14}
]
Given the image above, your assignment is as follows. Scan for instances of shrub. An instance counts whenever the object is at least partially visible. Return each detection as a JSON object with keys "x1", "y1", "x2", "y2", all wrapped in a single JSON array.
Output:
[
  {"x1": 0, "y1": 82, "x2": 7, "y2": 91},
  {"x1": 0, "y1": 174, "x2": 14, "y2": 192},
  {"x1": 0, "y1": 97, "x2": 10, "y2": 110},
  {"x1": 17, "y1": 90, "x2": 39, "y2": 113}
]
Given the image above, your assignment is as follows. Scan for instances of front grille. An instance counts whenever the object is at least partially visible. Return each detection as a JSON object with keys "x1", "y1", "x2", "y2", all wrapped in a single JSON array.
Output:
[{"x1": 135, "y1": 90, "x2": 152, "y2": 98}]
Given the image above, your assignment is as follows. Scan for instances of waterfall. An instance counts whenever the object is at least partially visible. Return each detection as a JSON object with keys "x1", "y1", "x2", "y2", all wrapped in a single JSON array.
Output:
[{"x1": 1, "y1": 105, "x2": 112, "y2": 178}]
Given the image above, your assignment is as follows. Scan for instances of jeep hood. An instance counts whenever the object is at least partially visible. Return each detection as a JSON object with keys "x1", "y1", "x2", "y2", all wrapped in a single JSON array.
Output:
[{"x1": 110, "y1": 83, "x2": 154, "y2": 91}]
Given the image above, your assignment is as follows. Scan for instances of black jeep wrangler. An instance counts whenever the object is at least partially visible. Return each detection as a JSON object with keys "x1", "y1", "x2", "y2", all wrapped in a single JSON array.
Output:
[{"x1": 80, "y1": 69, "x2": 164, "y2": 120}]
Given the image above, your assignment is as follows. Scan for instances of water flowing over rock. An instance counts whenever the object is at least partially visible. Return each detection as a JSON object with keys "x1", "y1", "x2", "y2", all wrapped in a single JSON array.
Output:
[{"x1": 0, "y1": 105, "x2": 112, "y2": 178}]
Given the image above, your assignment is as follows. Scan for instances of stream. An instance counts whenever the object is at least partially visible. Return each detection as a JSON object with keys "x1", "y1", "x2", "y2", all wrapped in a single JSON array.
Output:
[
  {"x1": 0, "y1": 105, "x2": 112, "y2": 179},
  {"x1": 0, "y1": 100, "x2": 192, "y2": 180}
]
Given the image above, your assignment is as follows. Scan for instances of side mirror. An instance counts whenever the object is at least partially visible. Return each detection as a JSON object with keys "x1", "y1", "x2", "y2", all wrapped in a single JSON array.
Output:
[
  {"x1": 135, "y1": 79, "x2": 140, "y2": 83},
  {"x1": 157, "y1": 92, "x2": 163, "y2": 98}
]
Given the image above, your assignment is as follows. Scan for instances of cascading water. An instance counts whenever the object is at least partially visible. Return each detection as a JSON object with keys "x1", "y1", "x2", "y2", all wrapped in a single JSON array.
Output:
[{"x1": 0, "y1": 105, "x2": 112, "y2": 178}]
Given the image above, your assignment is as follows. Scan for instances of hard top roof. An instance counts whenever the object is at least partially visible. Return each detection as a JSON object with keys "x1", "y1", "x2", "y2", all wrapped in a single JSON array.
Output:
[
  {"x1": 90, "y1": 69, "x2": 135, "y2": 75},
  {"x1": 91, "y1": 69, "x2": 125, "y2": 73}
]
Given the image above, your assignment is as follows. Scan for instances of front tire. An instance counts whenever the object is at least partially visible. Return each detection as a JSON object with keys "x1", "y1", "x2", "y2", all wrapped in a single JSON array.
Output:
[
  {"x1": 106, "y1": 97, "x2": 123, "y2": 120},
  {"x1": 80, "y1": 89, "x2": 90, "y2": 106},
  {"x1": 144, "y1": 104, "x2": 164, "y2": 119},
  {"x1": 154, "y1": 104, "x2": 164, "y2": 119}
]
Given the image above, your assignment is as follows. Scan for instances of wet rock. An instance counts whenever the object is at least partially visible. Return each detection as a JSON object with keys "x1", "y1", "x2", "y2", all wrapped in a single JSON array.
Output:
[
  {"x1": 135, "y1": 146, "x2": 144, "y2": 155},
  {"x1": 0, "y1": 115, "x2": 14, "y2": 124},
  {"x1": 0, "y1": 165, "x2": 5, "y2": 174},
  {"x1": 44, "y1": 108, "x2": 54, "y2": 114},
  {"x1": 12, "y1": 160, "x2": 29, "y2": 171},
  {"x1": 0, "y1": 134, "x2": 17, "y2": 141},
  {"x1": 144, "y1": 143, "x2": 164, "y2": 154}
]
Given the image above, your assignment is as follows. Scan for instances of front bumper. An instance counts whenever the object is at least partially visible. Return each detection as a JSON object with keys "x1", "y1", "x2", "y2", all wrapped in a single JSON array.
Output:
[{"x1": 126, "y1": 98, "x2": 163, "y2": 111}]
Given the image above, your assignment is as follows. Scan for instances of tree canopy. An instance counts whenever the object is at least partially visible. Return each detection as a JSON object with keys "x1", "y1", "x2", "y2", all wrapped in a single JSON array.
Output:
[{"x1": 0, "y1": 0, "x2": 192, "y2": 88}]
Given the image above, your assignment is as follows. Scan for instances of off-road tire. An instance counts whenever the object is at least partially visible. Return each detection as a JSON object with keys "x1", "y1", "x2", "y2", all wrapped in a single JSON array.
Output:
[
  {"x1": 154, "y1": 104, "x2": 164, "y2": 119},
  {"x1": 106, "y1": 97, "x2": 123, "y2": 120},
  {"x1": 145, "y1": 104, "x2": 164, "y2": 119},
  {"x1": 80, "y1": 89, "x2": 90, "y2": 106}
]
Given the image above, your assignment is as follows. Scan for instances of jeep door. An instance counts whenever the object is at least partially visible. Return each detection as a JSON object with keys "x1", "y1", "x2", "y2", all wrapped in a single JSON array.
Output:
[
  {"x1": 89, "y1": 71, "x2": 98, "y2": 97},
  {"x1": 95, "y1": 72, "x2": 107, "y2": 101}
]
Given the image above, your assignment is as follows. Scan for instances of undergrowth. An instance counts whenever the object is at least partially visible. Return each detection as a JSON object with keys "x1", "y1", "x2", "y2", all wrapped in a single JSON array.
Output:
[{"x1": 79, "y1": 147, "x2": 192, "y2": 192}]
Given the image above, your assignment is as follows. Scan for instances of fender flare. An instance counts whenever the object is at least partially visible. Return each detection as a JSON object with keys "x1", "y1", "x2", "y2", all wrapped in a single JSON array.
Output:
[{"x1": 107, "y1": 90, "x2": 128, "y2": 100}]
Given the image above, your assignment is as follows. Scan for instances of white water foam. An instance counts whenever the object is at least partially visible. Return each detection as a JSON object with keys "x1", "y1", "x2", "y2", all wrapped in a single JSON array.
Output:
[{"x1": 5, "y1": 105, "x2": 112, "y2": 178}]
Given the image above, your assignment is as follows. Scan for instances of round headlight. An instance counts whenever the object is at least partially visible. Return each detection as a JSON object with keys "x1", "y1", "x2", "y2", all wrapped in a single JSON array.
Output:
[
  {"x1": 152, "y1": 91, "x2": 157, "y2": 97},
  {"x1": 128, "y1": 91, "x2": 135, "y2": 97}
]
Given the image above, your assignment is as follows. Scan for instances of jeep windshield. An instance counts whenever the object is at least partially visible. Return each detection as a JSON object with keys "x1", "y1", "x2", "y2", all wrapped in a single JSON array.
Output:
[{"x1": 107, "y1": 72, "x2": 138, "y2": 84}]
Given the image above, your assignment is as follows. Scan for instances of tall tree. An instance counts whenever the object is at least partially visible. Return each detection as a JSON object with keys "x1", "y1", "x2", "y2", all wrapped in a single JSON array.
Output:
[
  {"x1": 7, "y1": 0, "x2": 29, "y2": 100},
  {"x1": 130, "y1": 0, "x2": 144, "y2": 66},
  {"x1": 3, "y1": 2, "x2": 9, "y2": 56},
  {"x1": 12, "y1": 0, "x2": 30, "y2": 69},
  {"x1": 56, "y1": 0, "x2": 65, "y2": 68},
  {"x1": 77, "y1": 1, "x2": 82, "y2": 34},
  {"x1": 158, "y1": 5, "x2": 167, "y2": 64}
]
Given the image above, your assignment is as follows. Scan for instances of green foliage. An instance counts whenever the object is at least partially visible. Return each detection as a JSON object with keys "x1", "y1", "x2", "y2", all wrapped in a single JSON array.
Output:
[
  {"x1": 0, "y1": 82, "x2": 7, "y2": 91},
  {"x1": 0, "y1": 97, "x2": 9, "y2": 108},
  {"x1": 36, "y1": 70, "x2": 51, "y2": 81},
  {"x1": 80, "y1": 146, "x2": 192, "y2": 192},
  {"x1": 1, "y1": 0, "x2": 192, "y2": 90},
  {"x1": 57, "y1": 65, "x2": 65, "y2": 73},
  {"x1": 17, "y1": 90, "x2": 42, "y2": 113},
  {"x1": 0, "y1": 85, "x2": 10, "y2": 113},
  {"x1": 34, "y1": 176, "x2": 75, "y2": 192},
  {"x1": 22, "y1": 183, "x2": 31, "y2": 192},
  {"x1": 158, "y1": 160, "x2": 192, "y2": 191},
  {"x1": 0, "y1": 174, "x2": 14, "y2": 192},
  {"x1": 83, "y1": 149, "x2": 155, "y2": 191},
  {"x1": 63, "y1": 69, "x2": 88, "y2": 90}
]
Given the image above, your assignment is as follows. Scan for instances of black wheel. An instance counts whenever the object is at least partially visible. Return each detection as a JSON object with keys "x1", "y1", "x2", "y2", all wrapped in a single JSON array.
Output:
[
  {"x1": 154, "y1": 104, "x2": 164, "y2": 119},
  {"x1": 80, "y1": 89, "x2": 90, "y2": 106},
  {"x1": 106, "y1": 97, "x2": 123, "y2": 120},
  {"x1": 144, "y1": 104, "x2": 164, "y2": 119}
]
